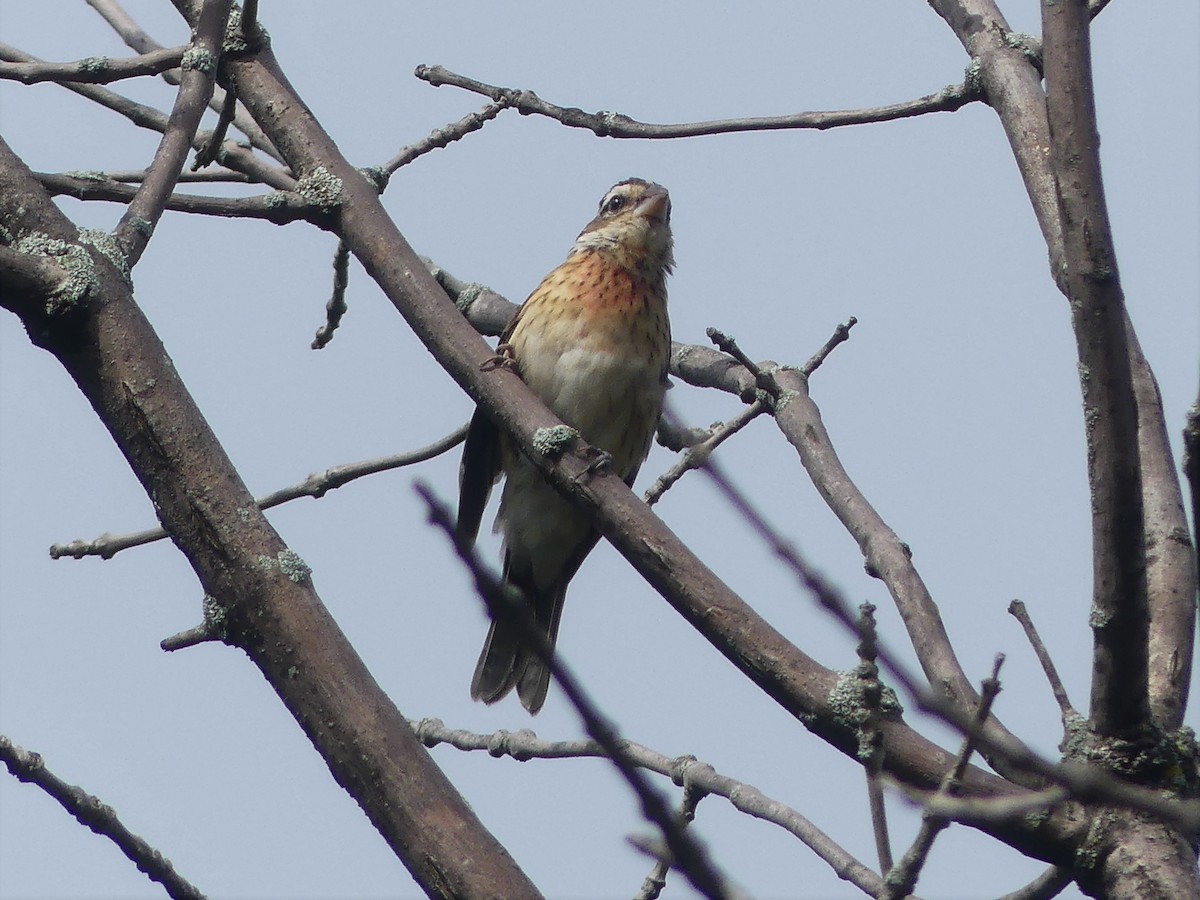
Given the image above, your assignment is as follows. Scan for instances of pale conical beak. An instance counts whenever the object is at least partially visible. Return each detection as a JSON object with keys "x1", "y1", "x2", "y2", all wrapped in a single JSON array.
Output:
[{"x1": 636, "y1": 185, "x2": 671, "y2": 224}]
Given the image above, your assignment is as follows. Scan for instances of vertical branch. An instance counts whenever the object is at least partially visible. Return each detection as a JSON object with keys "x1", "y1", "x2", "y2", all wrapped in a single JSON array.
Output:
[{"x1": 1041, "y1": 0, "x2": 1149, "y2": 739}]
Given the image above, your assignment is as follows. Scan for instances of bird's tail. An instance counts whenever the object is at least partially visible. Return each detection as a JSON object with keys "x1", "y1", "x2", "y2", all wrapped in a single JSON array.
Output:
[{"x1": 470, "y1": 556, "x2": 565, "y2": 715}]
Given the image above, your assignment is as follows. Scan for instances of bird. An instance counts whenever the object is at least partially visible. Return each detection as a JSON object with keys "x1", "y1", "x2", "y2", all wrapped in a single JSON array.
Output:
[{"x1": 456, "y1": 178, "x2": 674, "y2": 714}]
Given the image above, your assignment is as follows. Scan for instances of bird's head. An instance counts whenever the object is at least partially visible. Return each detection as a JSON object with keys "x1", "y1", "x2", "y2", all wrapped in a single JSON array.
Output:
[{"x1": 572, "y1": 178, "x2": 674, "y2": 281}]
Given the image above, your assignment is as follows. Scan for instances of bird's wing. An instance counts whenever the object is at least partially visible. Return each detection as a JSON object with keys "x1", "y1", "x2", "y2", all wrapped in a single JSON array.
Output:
[{"x1": 456, "y1": 407, "x2": 503, "y2": 546}]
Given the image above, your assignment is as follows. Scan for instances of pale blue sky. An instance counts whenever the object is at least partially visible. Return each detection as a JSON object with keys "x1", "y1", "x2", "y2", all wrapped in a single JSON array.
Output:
[{"x1": 2, "y1": 2, "x2": 1197, "y2": 898}]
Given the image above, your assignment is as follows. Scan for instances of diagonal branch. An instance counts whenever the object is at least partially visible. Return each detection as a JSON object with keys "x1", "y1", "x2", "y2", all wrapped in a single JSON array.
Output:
[
  {"x1": 1, "y1": 734, "x2": 204, "y2": 900},
  {"x1": 114, "y1": 0, "x2": 230, "y2": 265},
  {"x1": 87, "y1": 0, "x2": 282, "y2": 162},
  {"x1": 0, "y1": 130, "x2": 541, "y2": 898},
  {"x1": 415, "y1": 64, "x2": 980, "y2": 138}
]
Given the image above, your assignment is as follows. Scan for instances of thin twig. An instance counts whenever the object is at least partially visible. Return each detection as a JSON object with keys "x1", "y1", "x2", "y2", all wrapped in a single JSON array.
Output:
[
  {"x1": 0, "y1": 735, "x2": 206, "y2": 899},
  {"x1": 192, "y1": 86, "x2": 238, "y2": 170},
  {"x1": 645, "y1": 401, "x2": 766, "y2": 506},
  {"x1": 1008, "y1": 600, "x2": 1077, "y2": 721},
  {"x1": 0, "y1": 44, "x2": 293, "y2": 190},
  {"x1": 50, "y1": 427, "x2": 468, "y2": 560},
  {"x1": 635, "y1": 785, "x2": 706, "y2": 900},
  {"x1": 857, "y1": 603, "x2": 894, "y2": 875},
  {"x1": 410, "y1": 719, "x2": 889, "y2": 897},
  {"x1": 382, "y1": 102, "x2": 507, "y2": 177},
  {"x1": 0, "y1": 46, "x2": 184, "y2": 84},
  {"x1": 801, "y1": 316, "x2": 858, "y2": 376},
  {"x1": 311, "y1": 240, "x2": 350, "y2": 349},
  {"x1": 37, "y1": 173, "x2": 320, "y2": 224},
  {"x1": 415, "y1": 64, "x2": 980, "y2": 139},
  {"x1": 415, "y1": 484, "x2": 735, "y2": 900},
  {"x1": 997, "y1": 865, "x2": 1074, "y2": 900},
  {"x1": 883, "y1": 656, "x2": 1006, "y2": 898},
  {"x1": 646, "y1": 317, "x2": 856, "y2": 506}
]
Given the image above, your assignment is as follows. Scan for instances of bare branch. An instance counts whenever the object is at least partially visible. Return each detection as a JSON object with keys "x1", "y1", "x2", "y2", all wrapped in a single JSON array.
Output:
[
  {"x1": 415, "y1": 64, "x2": 980, "y2": 138},
  {"x1": 0, "y1": 126, "x2": 539, "y2": 897},
  {"x1": 0, "y1": 43, "x2": 293, "y2": 190},
  {"x1": 114, "y1": 0, "x2": 231, "y2": 265},
  {"x1": 1, "y1": 735, "x2": 205, "y2": 899},
  {"x1": 416, "y1": 484, "x2": 735, "y2": 900},
  {"x1": 645, "y1": 400, "x2": 766, "y2": 506},
  {"x1": 382, "y1": 102, "x2": 507, "y2": 176},
  {"x1": 997, "y1": 866, "x2": 1074, "y2": 900},
  {"x1": 634, "y1": 785, "x2": 705, "y2": 900},
  {"x1": 37, "y1": 172, "x2": 321, "y2": 224},
  {"x1": 311, "y1": 240, "x2": 350, "y2": 349},
  {"x1": 410, "y1": 719, "x2": 890, "y2": 898},
  {"x1": 86, "y1": 0, "x2": 282, "y2": 162},
  {"x1": 883, "y1": 656, "x2": 1006, "y2": 899},
  {"x1": 50, "y1": 426, "x2": 468, "y2": 559},
  {"x1": 0, "y1": 244, "x2": 70, "y2": 309},
  {"x1": 1043, "y1": 0, "x2": 1149, "y2": 740},
  {"x1": 0, "y1": 46, "x2": 184, "y2": 84},
  {"x1": 192, "y1": 85, "x2": 238, "y2": 170},
  {"x1": 1008, "y1": 600, "x2": 1078, "y2": 722},
  {"x1": 856, "y1": 604, "x2": 894, "y2": 875}
]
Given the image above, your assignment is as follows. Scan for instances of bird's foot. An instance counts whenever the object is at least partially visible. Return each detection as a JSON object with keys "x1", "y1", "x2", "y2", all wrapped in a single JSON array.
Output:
[
  {"x1": 480, "y1": 343, "x2": 517, "y2": 372},
  {"x1": 574, "y1": 447, "x2": 613, "y2": 482}
]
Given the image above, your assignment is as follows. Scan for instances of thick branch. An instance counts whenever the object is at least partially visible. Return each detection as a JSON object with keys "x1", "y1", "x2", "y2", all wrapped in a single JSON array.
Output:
[
  {"x1": 0, "y1": 135, "x2": 540, "y2": 898},
  {"x1": 1043, "y1": 0, "x2": 1149, "y2": 740}
]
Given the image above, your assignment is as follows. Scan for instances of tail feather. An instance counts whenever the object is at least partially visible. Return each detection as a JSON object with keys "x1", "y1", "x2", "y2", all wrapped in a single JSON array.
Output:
[{"x1": 470, "y1": 551, "x2": 567, "y2": 714}]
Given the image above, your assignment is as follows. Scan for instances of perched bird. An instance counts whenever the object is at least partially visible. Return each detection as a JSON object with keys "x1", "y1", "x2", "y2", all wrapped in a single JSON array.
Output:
[{"x1": 456, "y1": 178, "x2": 674, "y2": 713}]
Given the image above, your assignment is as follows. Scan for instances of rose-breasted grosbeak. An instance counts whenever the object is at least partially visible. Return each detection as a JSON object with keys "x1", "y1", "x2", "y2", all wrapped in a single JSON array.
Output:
[{"x1": 456, "y1": 178, "x2": 674, "y2": 713}]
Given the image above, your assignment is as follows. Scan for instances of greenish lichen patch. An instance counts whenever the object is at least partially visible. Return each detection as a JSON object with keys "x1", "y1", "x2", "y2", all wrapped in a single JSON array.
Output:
[
  {"x1": 78, "y1": 56, "x2": 110, "y2": 73},
  {"x1": 263, "y1": 191, "x2": 289, "y2": 210},
  {"x1": 201, "y1": 594, "x2": 228, "y2": 638},
  {"x1": 454, "y1": 282, "x2": 484, "y2": 313},
  {"x1": 79, "y1": 228, "x2": 130, "y2": 284},
  {"x1": 223, "y1": 8, "x2": 270, "y2": 54},
  {"x1": 181, "y1": 47, "x2": 216, "y2": 74},
  {"x1": 297, "y1": 166, "x2": 343, "y2": 210},
  {"x1": 827, "y1": 664, "x2": 904, "y2": 759},
  {"x1": 532, "y1": 425, "x2": 579, "y2": 457},
  {"x1": 65, "y1": 170, "x2": 109, "y2": 182},
  {"x1": 14, "y1": 231, "x2": 98, "y2": 314},
  {"x1": 964, "y1": 58, "x2": 985, "y2": 98},
  {"x1": 276, "y1": 549, "x2": 311, "y2": 583}
]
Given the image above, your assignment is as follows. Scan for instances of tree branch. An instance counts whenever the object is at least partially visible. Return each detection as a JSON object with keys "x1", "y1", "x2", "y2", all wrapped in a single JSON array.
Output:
[
  {"x1": 1043, "y1": 0, "x2": 1149, "y2": 741},
  {"x1": 36, "y1": 172, "x2": 323, "y2": 225},
  {"x1": 1, "y1": 735, "x2": 204, "y2": 899},
  {"x1": 0, "y1": 130, "x2": 541, "y2": 898},
  {"x1": 49, "y1": 426, "x2": 467, "y2": 559},
  {"x1": 410, "y1": 719, "x2": 891, "y2": 898},
  {"x1": 0, "y1": 46, "x2": 184, "y2": 84},
  {"x1": 114, "y1": 0, "x2": 230, "y2": 265},
  {"x1": 86, "y1": 0, "x2": 283, "y2": 162},
  {"x1": 414, "y1": 64, "x2": 980, "y2": 138}
]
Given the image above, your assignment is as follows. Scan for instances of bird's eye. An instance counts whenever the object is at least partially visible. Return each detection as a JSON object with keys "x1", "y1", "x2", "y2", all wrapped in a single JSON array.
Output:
[{"x1": 604, "y1": 194, "x2": 626, "y2": 214}]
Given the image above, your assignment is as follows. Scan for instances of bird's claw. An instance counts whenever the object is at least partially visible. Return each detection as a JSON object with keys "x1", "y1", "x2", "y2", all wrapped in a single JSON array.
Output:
[
  {"x1": 480, "y1": 343, "x2": 517, "y2": 372},
  {"x1": 574, "y1": 447, "x2": 613, "y2": 482}
]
